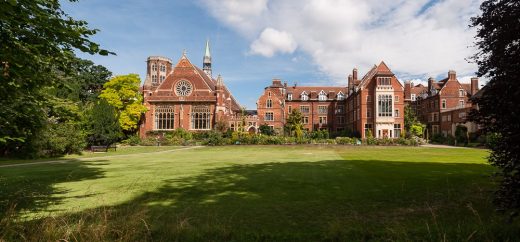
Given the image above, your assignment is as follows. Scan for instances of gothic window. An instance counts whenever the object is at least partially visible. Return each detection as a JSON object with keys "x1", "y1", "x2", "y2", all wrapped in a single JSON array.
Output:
[
  {"x1": 191, "y1": 105, "x2": 211, "y2": 130},
  {"x1": 377, "y1": 94, "x2": 393, "y2": 117},
  {"x1": 318, "y1": 91, "x2": 327, "y2": 101},
  {"x1": 175, "y1": 80, "x2": 193, "y2": 96},
  {"x1": 154, "y1": 105, "x2": 174, "y2": 130},
  {"x1": 266, "y1": 99, "x2": 272, "y2": 108},
  {"x1": 301, "y1": 92, "x2": 309, "y2": 101}
]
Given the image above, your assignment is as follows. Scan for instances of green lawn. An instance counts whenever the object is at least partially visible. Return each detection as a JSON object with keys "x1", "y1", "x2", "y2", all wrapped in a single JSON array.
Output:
[{"x1": 0, "y1": 146, "x2": 518, "y2": 241}]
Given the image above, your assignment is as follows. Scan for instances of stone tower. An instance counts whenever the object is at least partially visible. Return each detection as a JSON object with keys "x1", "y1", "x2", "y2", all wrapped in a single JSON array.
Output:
[{"x1": 203, "y1": 39, "x2": 212, "y2": 77}]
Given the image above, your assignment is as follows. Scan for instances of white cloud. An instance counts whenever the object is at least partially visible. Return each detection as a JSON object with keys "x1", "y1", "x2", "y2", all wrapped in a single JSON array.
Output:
[
  {"x1": 200, "y1": 0, "x2": 482, "y2": 82},
  {"x1": 249, "y1": 28, "x2": 298, "y2": 57}
]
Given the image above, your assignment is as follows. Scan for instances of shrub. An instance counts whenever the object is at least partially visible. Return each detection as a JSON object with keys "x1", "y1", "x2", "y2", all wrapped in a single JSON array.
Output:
[{"x1": 121, "y1": 135, "x2": 141, "y2": 146}]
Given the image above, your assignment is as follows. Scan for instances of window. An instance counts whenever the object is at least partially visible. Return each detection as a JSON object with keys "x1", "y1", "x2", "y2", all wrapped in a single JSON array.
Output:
[
  {"x1": 336, "y1": 105, "x2": 344, "y2": 114},
  {"x1": 155, "y1": 105, "x2": 174, "y2": 130},
  {"x1": 318, "y1": 91, "x2": 327, "y2": 101},
  {"x1": 337, "y1": 92, "x2": 345, "y2": 100},
  {"x1": 432, "y1": 125, "x2": 439, "y2": 134},
  {"x1": 288, "y1": 105, "x2": 292, "y2": 113},
  {"x1": 395, "y1": 109, "x2": 399, "y2": 117},
  {"x1": 411, "y1": 94, "x2": 416, "y2": 101},
  {"x1": 394, "y1": 124, "x2": 401, "y2": 138},
  {"x1": 160, "y1": 64, "x2": 166, "y2": 72},
  {"x1": 152, "y1": 63, "x2": 157, "y2": 71},
  {"x1": 302, "y1": 116, "x2": 309, "y2": 124},
  {"x1": 319, "y1": 116, "x2": 327, "y2": 124},
  {"x1": 301, "y1": 92, "x2": 309, "y2": 101},
  {"x1": 395, "y1": 95, "x2": 399, "y2": 102},
  {"x1": 191, "y1": 105, "x2": 211, "y2": 130},
  {"x1": 152, "y1": 75, "x2": 158, "y2": 85},
  {"x1": 175, "y1": 80, "x2": 193, "y2": 96},
  {"x1": 160, "y1": 75, "x2": 165, "y2": 83},
  {"x1": 364, "y1": 123, "x2": 373, "y2": 137},
  {"x1": 377, "y1": 94, "x2": 393, "y2": 117},
  {"x1": 287, "y1": 93, "x2": 293, "y2": 100},
  {"x1": 377, "y1": 77, "x2": 391, "y2": 86},
  {"x1": 268, "y1": 91, "x2": 272, "y2": 97},
  {"x1": 337, "y1": 116, "x2": 345, "y2": 124},
  {"x1": 367, "y1": 108, "x2": 372, "y2": 118},
  {"x1": 434, "y1": 113, "x2": 439, "y2": 122},
  {"x1": 366, "y1": 95, "x2": 372, "y2": 102},
  {"x1": 459, "y1": 100, "x2": 465, "y2": 108},
  {"x1": 300, "y1": 106, "x2": 310, "y2": 113},
  {"x1": 459, "y1": 89, "x2": 465, "y2": 97},
  {"x1": 266, "y1": 99, "x2": 272, "y2": 108},
  {"x1": 318, "y1": 105, "x2": 327, "y2": 114},
  {"x1": 265, "y1": 112, "x2": 274, "y2": 121},
  {"x1": 442, "y1": 99, "x2": 446, "y2": 109}
]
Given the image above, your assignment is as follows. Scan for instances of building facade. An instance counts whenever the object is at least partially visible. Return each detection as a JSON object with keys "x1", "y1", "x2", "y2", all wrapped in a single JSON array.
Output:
[
  {"x1": 345, "y1": 62, "x2": 405, "y2": 138},
  {"x1": 257, "y1": 79, "x2": 348, "y2": 133},
  {"x1": 139, "y1": 42, "x2": 242, "y2": 137},
  {"x1": 405, "y1": 70, "x2": 480, "y2": 137}
]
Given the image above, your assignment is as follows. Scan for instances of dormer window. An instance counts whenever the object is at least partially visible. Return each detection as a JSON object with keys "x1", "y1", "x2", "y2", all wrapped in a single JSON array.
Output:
[
  {"x1": 337, "y1": 92, "x2": 345, "y2": 101},
  {"x1": 318, "y1": 90, "x2": 327, "y2": 101},
  {"x1": 287, "y1": 93, "x2": 293, "y2": 101},
  {"x1": 301, "y1": 92, "x2": 309, "y2": 101}
]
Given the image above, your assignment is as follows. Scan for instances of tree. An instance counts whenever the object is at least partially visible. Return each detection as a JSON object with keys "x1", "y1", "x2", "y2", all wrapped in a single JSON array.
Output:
[
  {"x1": 285, "y1": 109, "x2": 304, "y2": 139},
  {"x1": 470, "y1": 0, "x2": 520, "y2": 216},
  {"x1": 99, "y1": 74, "x2": 147, "y2": 134},
  {"x1": 259, "y1": 123, "x2": 275, "y2": 136},
  {"x1": 404, "y1": 105, "x2": 425, "y2": 137},
  {"x1": 85, "y1": 100, "x2": 122, "y2": 146},
  {"x1": 0, "y1": 0, "x2": 112, "y2": 156}
]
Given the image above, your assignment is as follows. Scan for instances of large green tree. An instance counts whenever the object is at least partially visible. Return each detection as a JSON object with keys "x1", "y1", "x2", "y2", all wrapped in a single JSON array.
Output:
[
  {"x1": 470, "y1": 0, "x2": 520, "y2": 216},
  {"x1": 0, "y1": 0, "x2": 112, "y2": 155},
  {"x1": 99, "y1": 74, "x2": 147, "y2": 134}
]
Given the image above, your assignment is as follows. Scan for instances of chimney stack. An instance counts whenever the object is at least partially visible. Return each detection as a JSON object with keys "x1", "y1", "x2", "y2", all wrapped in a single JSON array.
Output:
[
  {"x1": 404, "y1": 80, "x2": 411, "y2": 100},
  {"x1": 448, "y1": 70, "x2": 456, "y2": 80},
  {"x1": 353, "y1": 68, "x2": 358, "y2": 81},
  {"x1": 470, "y1": 77, "x2": 479, "y2": 95},
  {"x1": 348, "y1": 74, "x2": 353, "y2": 90},
  {"x1": 428, "y1": 77, "x2": 435, "y2": 94}
]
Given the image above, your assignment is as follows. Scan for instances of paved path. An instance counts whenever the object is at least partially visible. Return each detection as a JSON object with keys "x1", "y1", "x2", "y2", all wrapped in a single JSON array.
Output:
[
  {"x1": 420, "y1": 144, "x2": 468, "y2": 149},
  {"x1": 0, "y1": 146, "x2": 204, "y2": 168}
]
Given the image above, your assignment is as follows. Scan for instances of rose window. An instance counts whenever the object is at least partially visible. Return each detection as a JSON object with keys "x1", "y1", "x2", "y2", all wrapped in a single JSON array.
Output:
[{"x1": 175, "y1": 80, "x2": 193, "y2": 96}]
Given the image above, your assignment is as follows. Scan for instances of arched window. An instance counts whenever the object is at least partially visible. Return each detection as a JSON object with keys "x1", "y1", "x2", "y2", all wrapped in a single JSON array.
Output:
[
  {"x1": 155, "y1": 105, "x2": 174, "y2": 130},
  {"x1": 318, "y1": 90, "x2": 327, "y2": 101},
  {"x1": 191, "y1": 105, "x2": 211, "y2": 130},
  {"x1": 301, "y1": 92, "x2": 309, "y2": 101}
]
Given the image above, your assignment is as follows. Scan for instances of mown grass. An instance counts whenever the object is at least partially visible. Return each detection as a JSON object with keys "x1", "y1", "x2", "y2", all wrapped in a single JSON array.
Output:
[{"x1": 0, "y1": 146, "x2": 518, "y2": 241}]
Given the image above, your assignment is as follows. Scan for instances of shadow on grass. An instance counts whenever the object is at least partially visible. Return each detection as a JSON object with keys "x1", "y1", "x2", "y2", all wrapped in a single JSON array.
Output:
[
  {"x1": 3, "y1": 159, "x2": 519, "y2": 241},
  {"x1": 0, "y1": 159, "x2": 107, "y2": 217}
]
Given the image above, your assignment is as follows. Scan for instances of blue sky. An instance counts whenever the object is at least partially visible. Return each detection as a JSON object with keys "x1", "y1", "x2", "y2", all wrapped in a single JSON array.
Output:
[{"x1": 62, "y1": 0, "x2": 482, "y2": 109}]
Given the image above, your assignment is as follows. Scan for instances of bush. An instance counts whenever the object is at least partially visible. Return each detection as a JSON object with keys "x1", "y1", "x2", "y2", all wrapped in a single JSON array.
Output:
[
  {"x1": 335, "y1": 137, "x2": 358, "y2": 145},
  {"x1": 121, "y1": 135, "x2": 141, "y2": 146}
]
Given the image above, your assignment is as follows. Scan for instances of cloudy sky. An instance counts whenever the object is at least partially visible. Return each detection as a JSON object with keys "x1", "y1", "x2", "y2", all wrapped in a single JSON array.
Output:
[{"x1": 62, "y1": 0, "x2": 483, "y2": 109}]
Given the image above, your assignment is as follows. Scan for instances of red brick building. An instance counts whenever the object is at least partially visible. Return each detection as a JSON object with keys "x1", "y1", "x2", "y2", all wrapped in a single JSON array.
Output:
[
  {"x1": 405, "y1": 70, "x2": 480, "y2": 137},
  {"x1": 257, "y1": 79, "x2": 348, "y2": 133},
  {"x1": 139, "y1": 42, "x2": 242, "y2": 137},
  {"x1": 346, "y1": 62, "x2": 405, "y2": 138}
]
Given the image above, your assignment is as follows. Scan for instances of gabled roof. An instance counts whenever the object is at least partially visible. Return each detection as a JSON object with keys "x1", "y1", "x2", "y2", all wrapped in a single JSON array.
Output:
[
  {"x1": 286, "y1": 86, "x2": 348, "y2": 101},
  {"x1": 358, "y1": 61, "x2": 398, "y2": 90}
]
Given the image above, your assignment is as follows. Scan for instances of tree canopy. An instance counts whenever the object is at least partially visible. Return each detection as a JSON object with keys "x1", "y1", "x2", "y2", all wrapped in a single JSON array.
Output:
[{"x1": 470, "y1": 0, "x2": 520, "y2": 216}]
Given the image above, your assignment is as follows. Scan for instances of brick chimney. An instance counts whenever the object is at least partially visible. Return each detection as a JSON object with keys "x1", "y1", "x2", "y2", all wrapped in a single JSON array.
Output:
[
  {"x1": 448, "y1": 70, "x2": 456, "y2": 80},
  {"x1": 404, "y1": 80, "x2": 411, "y2": 100},
  {"x1": 353, "y1": 68, "x2": 358, "y2": 81},
  {"x1": 470, "y1": 77, "x2": 479, "y2": 95},
  {"x1": 428, "y1": 77, "x2": 435, "y2": 94},
  {"x1": 348, "y1": 74, "x2": 353, "y2": 90}
]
